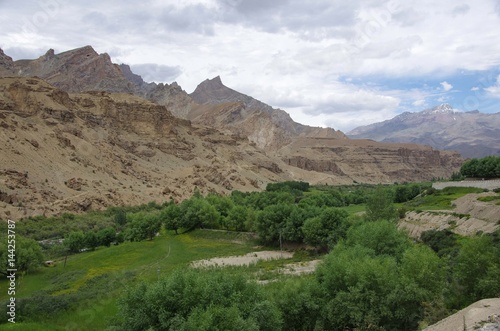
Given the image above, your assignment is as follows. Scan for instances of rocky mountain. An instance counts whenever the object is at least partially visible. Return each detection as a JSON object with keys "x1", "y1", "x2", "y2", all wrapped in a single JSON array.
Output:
[
  {"x1": 0, "y1": 76, "x2": 324, "y2": 219},
  {"x1": 188, "y1": 76, "x2": 346, "y2": 150},
  {"x1": 9, "y1": 46, "x2": 134, "y2": 93},
  {"x1": 0, "y1": 49, "x2": 15, "y2": 76},
  {"x1": 1, "y1": 46, "x2": 194, "y2": 119},
  {"x1": 0, "y1": 47, "x2": 465, "y2": 217},
  {"x1": 348, "y1": 104, "x2": 500, "y2": 158}
]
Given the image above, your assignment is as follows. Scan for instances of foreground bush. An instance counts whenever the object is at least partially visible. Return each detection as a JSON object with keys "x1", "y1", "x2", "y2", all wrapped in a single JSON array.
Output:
[{"x1": 117, "y1": 269, "x2": 282, "y2": 331}]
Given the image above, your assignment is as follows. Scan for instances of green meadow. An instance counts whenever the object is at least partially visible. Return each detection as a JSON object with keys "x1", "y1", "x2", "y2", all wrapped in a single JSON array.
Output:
[{"x1": 0, "y1": 230, "x2": 267, "y2": 330}]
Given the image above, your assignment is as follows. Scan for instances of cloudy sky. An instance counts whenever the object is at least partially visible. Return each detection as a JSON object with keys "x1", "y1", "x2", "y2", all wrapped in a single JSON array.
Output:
[{"x1": 1, "y1": 0, "x2": 500, "y2": 132}]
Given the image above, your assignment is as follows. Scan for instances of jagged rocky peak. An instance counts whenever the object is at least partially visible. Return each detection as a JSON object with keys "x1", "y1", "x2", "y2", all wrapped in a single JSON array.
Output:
[
  {"x1": 422, "y1": 103, "x2": 456, "y2": 114},
  {"x1": 195, "y1": 76, "x2": 224, "y2": 92},
  {"x1": 119, "y1": 63, "x2": 146, "y2": 86},
  {"x1": 43, "y1": 48, "x2": 55, "y2": 59},
  {"x1": 0, "y1": 48, "x2": 14, "y2": 75},
  {"x1": 190, "y1": 75, "x2": 237, "y2": 104}
]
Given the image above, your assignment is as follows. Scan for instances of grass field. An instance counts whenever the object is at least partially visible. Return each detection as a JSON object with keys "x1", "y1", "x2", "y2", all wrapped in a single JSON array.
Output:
[{"x1": 0, "y1": 230, "x2": 273, "y2": 330}]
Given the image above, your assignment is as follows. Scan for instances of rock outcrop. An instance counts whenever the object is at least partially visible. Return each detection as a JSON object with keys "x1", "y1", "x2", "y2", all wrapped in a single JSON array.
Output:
[
  {"x1": 11, "y1": 46, "x2": 135, "y2": 93},
  {"x1": 277, "y1": 137, "x2": 462, "y2": 184},
  {"x1": 0, "y1": 49, "x2": 15, "y2": 76},
  {"x1": 424, "y1": 298, "x2": 500, "y2": 331}
]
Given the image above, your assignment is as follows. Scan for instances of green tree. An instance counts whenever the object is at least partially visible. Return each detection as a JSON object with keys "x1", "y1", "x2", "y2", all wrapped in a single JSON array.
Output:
[
  {"x1": 256, "y1": 203, "x2": 299, "y2": 243},
  {"x1": 316, "y1": 242, "x2": 431, "y2": 330},
  {"x1": 246, "y1": 191, "x2": 295, "y2": 210},
  {"x1": 125, "y1": 212, "x2": 162, "y2": 241},
  {"x1": 316, "y1": 244, "x2": 400, "y2": 330},
  {"x1": 365, "y1": 186, "x2": 398, "y2": 222},
  {"x1": 206, "y1": 194, "x2": 234, "y2": 218},
  {"x1": 84, "y1": 231, "x2": 99, "y2": 251},
  {"x1": 461, "y1": 156, "x2": 500, "y2": 178},
  {"x1": 0, "y1": 235, "x2": 44, "y2": 275},
  {"x1": 226, "y1": 205, "x2": 250, "y2": 231},
  {"x1": 272, "y1": 278, "x2": 322, "y2": 331},
  {"x1": 453, "y1": 236, "x2": 500, "y2": 306},
  {"x1": 346, "y1": 220, "x2": 410, "y2": 259},
  {"x1": 117, "y1": 269, "x2": 282, "y2": 331},
  {"x1": 114, "y1": 208, "x2": 127, "y2": 228},
  {"x1": 400, "y1": 244, "x2": 445, "y2": 300},
  {"x1": 420, "y1": 229, "x2": 457, "y2": 256},
  {"x1": 65, "y1": 231, "x2": 85, "y2": 253},
  {"x1": 302, "y1": 208, "x2": 349, "y2": 249},
  {"x1": 97, "y1": 227, "x2": 116, "y2": 247},
  {"x1": 161, "y1": 203, "x2": 181, "y2": 234},
  {"x1": 179, "y1": 198, "x2": 220, "y2": 231}
]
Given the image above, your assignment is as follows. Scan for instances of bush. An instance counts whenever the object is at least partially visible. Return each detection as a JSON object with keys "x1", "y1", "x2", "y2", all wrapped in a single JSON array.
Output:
[{"x1": 117, "y1": 269, "x2": 282, "y2": 331}]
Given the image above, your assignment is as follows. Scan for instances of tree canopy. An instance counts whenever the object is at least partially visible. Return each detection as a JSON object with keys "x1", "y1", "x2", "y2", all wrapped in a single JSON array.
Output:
[{"x1": 460, "y1": 155, "x2": 500, "y2": 178}]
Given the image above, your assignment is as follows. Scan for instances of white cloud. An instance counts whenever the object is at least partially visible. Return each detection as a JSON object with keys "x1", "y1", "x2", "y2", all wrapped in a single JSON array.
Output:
[
  {"x1": 440, "y1": 81, "x2": 453, "y2": 92},
  {"x1": 1, "y1": 0, "x2": 500, "y2": 130},
  {"x1": 484, "y1": 75, "x2": 500, "y2": 97},
  {"x1": 130, "y1": 64, "x2": 182, "y2": 83},
  {"x1": 412, "y1": 99, "x2": 426, "y2": 107}
]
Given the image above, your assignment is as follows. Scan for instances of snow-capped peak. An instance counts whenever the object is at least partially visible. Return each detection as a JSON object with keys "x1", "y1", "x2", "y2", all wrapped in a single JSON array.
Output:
[{"x1": 422, "y1": 103, "x2": 456, "y2": 114}]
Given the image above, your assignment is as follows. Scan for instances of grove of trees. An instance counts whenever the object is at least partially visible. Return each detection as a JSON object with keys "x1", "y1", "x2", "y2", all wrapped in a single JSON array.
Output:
[{"x1": 460, "y1": 155, "x2": 500, "y2": 178}]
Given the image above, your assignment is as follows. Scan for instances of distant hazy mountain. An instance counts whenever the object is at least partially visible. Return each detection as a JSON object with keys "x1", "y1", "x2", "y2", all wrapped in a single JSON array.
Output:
[{"x1": 348, "y1": 104, "x2": 500, "y2": 158}]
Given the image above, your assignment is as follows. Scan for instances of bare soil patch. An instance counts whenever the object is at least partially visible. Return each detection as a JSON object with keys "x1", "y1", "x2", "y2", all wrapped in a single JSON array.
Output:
[
  {"x1": 191, "y1": 250, "x2": 293, "y2": 268},
  {"x1": 279, "y1": 259, "x2": 321, "y2": 275}
]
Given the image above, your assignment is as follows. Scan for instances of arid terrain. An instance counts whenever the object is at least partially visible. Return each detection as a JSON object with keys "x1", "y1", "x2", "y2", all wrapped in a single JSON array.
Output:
[{"x1": 0, "y1": 47, "x2": 465, "y2": 219}]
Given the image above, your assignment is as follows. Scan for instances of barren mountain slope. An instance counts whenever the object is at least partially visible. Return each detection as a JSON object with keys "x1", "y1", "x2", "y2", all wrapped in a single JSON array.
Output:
[
  {"x1": 0, "y1": 77, "x2": 336, "y2": 219},
  {"x1": 12, "y1": 46, "x2": 134, "y2": 93}
]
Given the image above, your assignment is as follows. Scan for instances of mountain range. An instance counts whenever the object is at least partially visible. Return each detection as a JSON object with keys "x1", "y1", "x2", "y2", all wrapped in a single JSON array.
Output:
[
  {"x1": 348, "y1": 104, "x2": 500, "y2": 158},
  {"x1": 0, "y1": 46, "x2": 463, "y2": 218}
]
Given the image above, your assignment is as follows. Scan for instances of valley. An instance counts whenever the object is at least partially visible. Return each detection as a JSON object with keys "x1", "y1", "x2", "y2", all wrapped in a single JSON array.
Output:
[{"x1": 0, "y1": 45, "x2": 498, "y2": 331}]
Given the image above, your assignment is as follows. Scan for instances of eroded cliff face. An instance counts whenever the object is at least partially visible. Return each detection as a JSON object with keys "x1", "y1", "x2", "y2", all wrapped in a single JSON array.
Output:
[
  {"x1": 278, "y1": 138, "x2": 463, "y2": 183},
  {"x1": 0, "y1": 77, "x2": 306, "y2": 219}
]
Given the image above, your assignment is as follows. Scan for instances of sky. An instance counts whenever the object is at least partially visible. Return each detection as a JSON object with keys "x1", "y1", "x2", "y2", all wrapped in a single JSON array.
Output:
[{"x1": 1, "y1": 0, "x2": 500, "y2": 132}]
